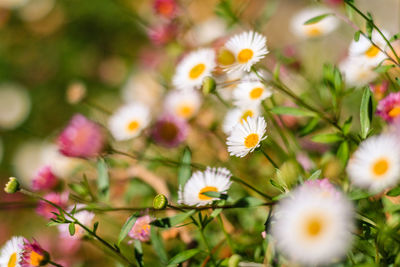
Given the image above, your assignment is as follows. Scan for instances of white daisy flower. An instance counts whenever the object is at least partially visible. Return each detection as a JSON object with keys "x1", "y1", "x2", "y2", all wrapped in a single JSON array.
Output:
[
  {"x1": 290, "y1": 7, "x2": 339, "y2": 39},
  {"x1": 172, "y1": 49, "x2": 216, "y2": 90},
  {"x1": 164, "y1": 89, "x2": 202, "y2": 120},
  {"x1": 349, "y1": 30, "x2": 389, "y2": 67},
  {"x1": 340, "y1": 57, "x2": 378, "y2": 87},
  {"x1": 58, "y1": 205, "x2": 95, "y2": 239},
  {"x1": 108, "y1": 103, "x2": 151, "y2": 141},
  {"x1": 271, "y1": 182, "x2": 354, "y2": 266},
  {"x1": 178, "y1": 167, "x2": 232, "y2": 206},
  {"x1": 223, "y1": 106, "x2": 261, "y2": 134},
  {"x1": 233, "y1": 80, "x2": 272, "y2": 107},
  {"x1": 0, "y1": 236, "x2": 24, "y2": 267},
  {"x1": 226, "y1": 116, "x2": 267, "y2": 157},
  {"x1": 347, "y1": 134, "x2": 400, "y2": 192},
  {"x1": 224, "y1": 31, "x2": 268, "y2": 73}
]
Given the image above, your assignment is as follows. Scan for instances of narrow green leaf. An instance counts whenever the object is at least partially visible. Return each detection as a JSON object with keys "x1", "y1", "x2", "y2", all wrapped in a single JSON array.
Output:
[
  {"x1": 360, "y1": 87, "x2": 373, "y2": 139},
  {"x1": 354, "y1": 30, "x2": 361, "y2": 41},
  {"x1": 69, "y1": 223, "x2": 76, "y2": 236},
  {"x1": 299, "y1": 118, "x2": 320, "y2": 136},
  {"x1": 93, "y1": 222, "x2": 99, "y2": 234},
  {"x1": 308, "y1": 169, "x2": 321, "y2": 180},
  {"x1": 167, "y1": 249, "x2": 201, "y2": 265},
  {"x1": 311, "y1": 133, "x2": 343, "y2": 143},
  {"x1": 349, "y1": 189, "x2": 372, "y2": 200},
  {"x1": 374, "y1": 64, "x2": 394, "y2": 74},
  {"x1": 366, "y1": 21, "x2": 373, "y2": 38},
  {"x1": 97, "y1": 158, "x2": 109, "y2": 201},
  {"x1": 390, "y1": 33, "x2": 400, "y2": 42},
  {"x1": 150, "y1": 227, "x2": 168, "y2": 264},
  {"x1": 178, "y1": 147, "x2": 192, "y2": 187},
  {"x1": 270, "y1": 106, "x2": 317, "y2": 117},
  {"x1": 337, "y1": 141, "x2": 350, "y2": 166},
  {"x1": 387, "y1": 187, "x2": 400, "y2": 196},
  {"x1": 152, "y1": 210, "x2": 196, "y2": 228},
  {"x1": 118, "y1": 214, "x2": 138, "y2": 245},
  {"x1": 201, "y1": 191, "x2": 225, "y2": 199},
  {"x1": 273, "y1": 63, "x2": 280, "y2": 81},
  {"x1": 133, "y1": 240, "x2": 144, "y2": 267},
  {"x1": 342, "y1": 117, "x2": 353, "y2": 135},
  {"x1": 304, "y1": 13, "x2": 332, "y2": 25}
]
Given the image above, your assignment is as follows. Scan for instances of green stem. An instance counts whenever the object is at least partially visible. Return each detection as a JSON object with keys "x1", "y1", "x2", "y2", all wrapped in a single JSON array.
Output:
[
  {"x1": 199, "y1": 227, "x2": 216, "y2": 266},
  {"x1": 231, "y1": 176, "x2": 273, "y2": 200},
  {"x1": 213, "y1": 90, "x2": 231, "y2": 108},
  {"x1": 49, "y1": 260, "x2": 64, "y2": 267},
  {"x1": 259, "y1": 148, "x2": 279, "y2": 169},
  {"x1": 217, "y1": 214, "x2": 235, "y2": 253}
]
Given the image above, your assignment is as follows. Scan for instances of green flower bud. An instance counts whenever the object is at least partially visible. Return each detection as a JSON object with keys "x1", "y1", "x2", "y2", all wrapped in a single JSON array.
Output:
[
  {"x1": 153, "y1": 194, "x2": 168, "y2": 210},
  {"x1": 228, "y1": 254, "x2": 241, "y2": 267},
  {"x1": 4, "y1": 177, "x2": 20, "y2": 194},
  {"x1": 202, "y1": 76, "x2": 216, "y2": 95}
]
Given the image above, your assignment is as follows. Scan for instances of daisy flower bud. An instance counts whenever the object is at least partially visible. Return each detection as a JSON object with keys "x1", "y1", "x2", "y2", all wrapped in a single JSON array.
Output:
[
  {"x1": 57, "y1": 114, "x2": 106, "y2": 158},
  {"x1": 21, "y1": 239, "x2": 50, "y2": 267},
  {"x1": 201, "y1": 76, "x2": 216, "y2": 95},
  {"x1": 153, "y1": 194, "x2": 168, "y2": 210},
  {"x1": 4, "y1": 177, "x2": 20, "y2": 194},
  {"x1": 128, "y1": 215, "x2": 152, "y2": 242}
]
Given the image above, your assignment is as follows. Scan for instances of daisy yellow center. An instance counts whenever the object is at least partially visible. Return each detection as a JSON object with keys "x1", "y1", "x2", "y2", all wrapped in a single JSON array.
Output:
[
  {"x1": 389, "y1": 106, "x2": 400, "y2": 118},
  {"x1": 244, "y1": 133, "x2": 259, "y2": 148},
  {"x1": 372, "y1": 158, "x2": 389, "y2": 176},
  {"x1": 189, "y1": 63, "x2": 206, "y2": 79},
  {"x1": 30, "y1": 251, "x2": 44, "y2": 266},
  {"x1": 237, "y1": 49, "x2": 253, "y2": 63},
  {"x1": 177, "y1": 104, "x2": 193, "y2": 118},
  {"x1": 249, "y1": 87, "x2": 263, "y2": 99},
  {"x1": 127, "y1": 120, "x2": 140, "y2": 132},
  {"x1": 304, "y1": 216, "x2": 324, "y2": 238},
  {"x1": 306, "y1": 26, "x2": 322, "y2": 37},
  {"x1": 7, "y1": 253, "x2": 17, "y2": 267},
  {"x1": 198, "y1": 186, "x2": 218, "y2": 200},
  {"x1": 218, "y1": 49, "x2": 235, "y2": 65},
  {"x1": 240, "y1": 110, "x2": 254, "y2": 123},
  {"x1": 365, "y1": 45, "x2": 380, "y2": 58}
]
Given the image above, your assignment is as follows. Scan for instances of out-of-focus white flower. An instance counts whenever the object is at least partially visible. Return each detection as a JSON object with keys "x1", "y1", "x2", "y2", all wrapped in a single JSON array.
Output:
[
  {"x1": 271, "y1": 182, "x2": 354, "y2": 265},
  {"x1": 233, "y1": 80, "x2": 272, "y2": 107},
  {"x1": 0, "y1": 0, "x2": 28, "y2": 9},
  {"x1": 191, "y1": 18, "x2": 227, "y2": 45},
  {"x1": 224, "y1": 31, "x2": 268, "y2": 73},
  {"x1": 290, "y1": 7, "x2": 339, "y2": 39},
  {"x1": 108, "y1": 103, "x2": 151, "y2": 141},
  {"x1": 0, "y1": 236, "x2": 24, "y2": 267},
  {"x1": 223, "y1": 106, "x2": 260, "y2": 134},
  {"x1": 0, "y1": 83, "x2": 31, "y2": 130},
  {"x1": 18, "y1": 0, "x2": 55, "y2": 22},
  {"x1": 226, "y1": 116, "x2": 267, "y2": 157},
  {"x1": 178, "y1": 167, "x2": 232, "y2": 206},
  {"x1": 347, "y1": 134, "x2": 400, "y2": 192},
  {"x1": 172, "y1": 49, "x2": 216, "y2": 90},
  {"x1": 340, "y1": 57, "x2": 378, "y2": 87},
  {"x1": 164, "y1": 89, "x2": 202, "y2": 120}
]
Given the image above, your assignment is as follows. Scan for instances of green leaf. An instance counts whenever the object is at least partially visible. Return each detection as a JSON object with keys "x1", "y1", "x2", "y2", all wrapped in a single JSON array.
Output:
[
  {"x1": 374, "y1": 64, "x2": 394, "y2": 74},
  {"x1": 354, "y1": 30, "x2": 362, "y2": 41},
  {"x1": 299, "y1": 117, "x2": 320, "y2": 136},
  {"x1": 133, "y1": 240, "x2": 144, "y2": 267},
  {"x1": 387, "y1": 187, "x2": 400, "y2": 196},
  {"x1": 167, "y1": 249, "x2": 201, "y2": 265},
  {"x1": 178, "y1": 147, "x2": 192, "y2": 187},
  {"x1": 118, "y1": 214, "x2": 138, "y2": 245},
  {"x1": 214, "y1": 0, "x2": 238, "y2": 27},
  {"x1": 273, "y1": 63, "x2": 280, "y2": 81},
  {"x1": 93, "y1": 222, "x2": 99, "y2": 234},
  {"x1": 201, "y1": 191, "x2": 226, "y2": 199},
  {"x1": 150, "y1": 227, "x2": 168, "y2": 264},
  {"x1": 152, "y1": 210, "x2": 196, "y2": 228},
  {"x1": 69, "y1": 222, "x2": 76, "y2": 236},
  {"x1": 337, "y1": 141, "x2": 350, "y2": 166},
  {"x1": 308, "y1": 169, "x2": 321, "y2": 180},
  {"x1": 97, "y1": 158, "x2": 109, "y2": 201},
  {"x1": 390, "y1": 33, "x2": 400, "y2": 42},
  {"x1": 349, "y1": 189, "x2": 372, "y2": 200},
  {"x1": 366, "y1": 21, "x2": 373, "y2": 38},
  {"x1": 234, "y1": 196, "x2": 265, "y2": 207},
  {"x1": 270, "y1": 179, "x2": 285, "y2": 192},
  {"x1": 342, "y1": 117, "x2": 353, "y2": 135},
  {"x1": 311, "y1": 133, "x2": 343, "y2": 143},
  {"x1": 270, "y1": 106, "x2": 317, "y2": 117},
  {"x1": 360, "y1": 87, "x2": 373, "y2": 139},
  {"x1": 303, "y1": 13, "x2": 332, "y2": 25}
]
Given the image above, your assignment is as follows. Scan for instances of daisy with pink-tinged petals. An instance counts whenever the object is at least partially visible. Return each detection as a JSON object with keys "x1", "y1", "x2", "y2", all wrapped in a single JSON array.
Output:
[
  {"x1": 36, "y1": 192, "x2": 69, "y2": 220},
  {"x1": 57, "y1": 114, "x2": 106, "y2": 158},
  {"x1": 152, "y1": 114, "x2": 188, "y2": 148},
  {"x1": 377, "y1": 92, "x2": 400, "y2": 122},
  {"x1": 20, "y1": 239, "x2": 49, "y2": 267},
  {"x1": 128, "y1": 215, "x2": 152, "y2": 242},
  {"x1": 31, "y1": 166, "x2": 58, "y2": 191}
]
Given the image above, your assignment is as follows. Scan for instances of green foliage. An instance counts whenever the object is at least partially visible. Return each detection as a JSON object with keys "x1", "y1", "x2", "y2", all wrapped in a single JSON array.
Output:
[
  {"x1": 167, "y1": 249, "x2": 202, "y2": 266},
  {"x1": 303, "y1": 13, "x2": 332, "y2": 25},
  {"x1": 118, "y1": 214, "x2": 139, "y2": 246},
  {"x1": 360, "y1": 87, "x2": 373, "y2": 139}
]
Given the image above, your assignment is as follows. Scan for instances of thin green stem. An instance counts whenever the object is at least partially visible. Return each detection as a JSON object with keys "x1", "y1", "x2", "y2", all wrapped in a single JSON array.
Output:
[
  {"x1": 259, "y1": 147, "x2": 279, "y2": 169},
  {"x1": 199, "y1": 227, "x2": 216, "y2": 266},
  {"x1": 231, "y1": 176, "x2": 273, "y2": 200},
  {"x1": 217, "y1": 214, "x2": 235, "y2": 253},
  {"x1": 213, "y1": 90, "x2": 231, "y2": 108},
  {"x1": 49, "y1": 260, "x2": 64, "y2": 267}
]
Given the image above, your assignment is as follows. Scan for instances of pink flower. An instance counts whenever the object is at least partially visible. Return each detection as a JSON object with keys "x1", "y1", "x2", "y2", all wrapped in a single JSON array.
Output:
[
  {"x1": 31, "y1": 166, "x2": 58, "y2": 191},
  {"x1": 128, "y1": 215, "x2": 152, "y2": 242},
  {"x1": 153, "y1": 0, "x2": 177, "y2": 19},
  {"x1": 148, "y1": 23, "x2": 178, "y2": 46},
  {"x1": 57, "y1": 114, "x2": 106, "y2": 158},
  {"x1": 296, "y1": 153, "x2": 314, "y2": 172},
  {"x1": 377, "y1": 92, "x2": 400, "y2": 122},
  {"x1": 152, "y1": 114, "x2": 188, "y2": 148},
  {"x1": 36, "y1": 192, "x2": 69, "y2": 220},
  {"x1": 21, "y1": 239, "x2": 49, "y2": 267},
  {"x1": 370, "y1": 81, "x2": 388, "y2": 100}
]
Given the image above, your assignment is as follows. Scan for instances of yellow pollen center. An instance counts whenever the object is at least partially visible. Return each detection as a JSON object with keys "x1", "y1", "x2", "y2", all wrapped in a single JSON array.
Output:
[
  {"x1": 372, "y1": 158, "x2": 389, "y2": 176},
  {"x1": 365, "y1": 45, "x2": 380, "y2": 58},
  {"x1": 237, "y1": 49, "x2": 253, "y2": 63},
  {"x1": 389, "y1": 106, "x2": 400, "y2": 118},
  {"x1": 240, "y1": 110, "x2": 254, "y2": 123},
  {"x1": 249, "y1": 87, "x2": 264, "y2": 99},
  {"x1": 30, "y1": 251, "x2": 44, "y2": 266},
  {"x1": 189, "y1": 63, "x2": 206, "y2": 79},
  {"x1": 305, "y1": 217, "x2": 323, "y2": 238},
  {"x1": 8, "y1": 253, "x2": 17, "y2": 267},
  {"x1": 244, "y1": 133, "x2": 259, "y2": 148},
  {"x1": 217, "y1": 49, "x2": 235, "y2": 66},
  {"x1": 177, "y1": 105, "x2": 194, "y2": 118},
  {"x1": 306, "y1": 27, "x2": 322, "y2": 37},
  {"x1": 198, "y1": 186, "x2": 218, "y2": 200},
  {"x1": 127, "y1": 120, "x2": 140, "y2": 132}
]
